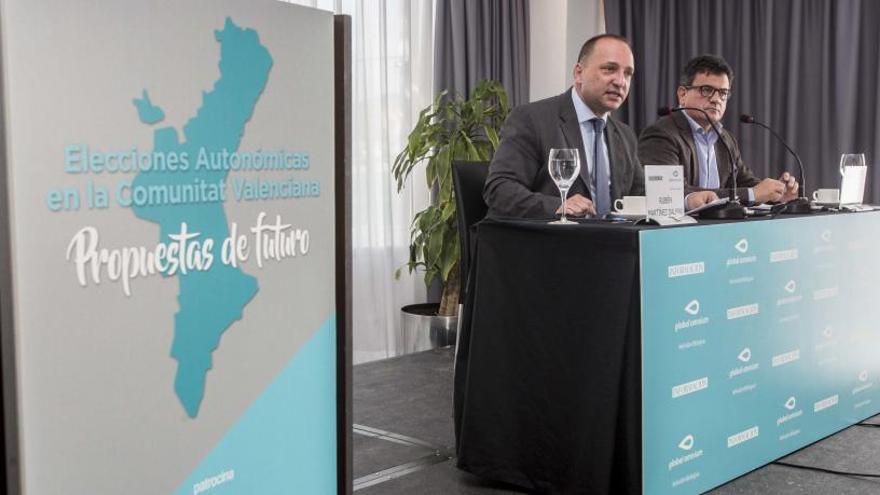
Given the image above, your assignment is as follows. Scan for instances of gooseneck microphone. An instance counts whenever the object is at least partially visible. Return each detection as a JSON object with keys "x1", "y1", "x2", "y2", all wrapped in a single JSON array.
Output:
[
  {"x1": 658, "y1": 106, "x2": 746, "y2": 219},
  {"x1": 739, "y1": 114, "x2": 812, "y2": 214}
]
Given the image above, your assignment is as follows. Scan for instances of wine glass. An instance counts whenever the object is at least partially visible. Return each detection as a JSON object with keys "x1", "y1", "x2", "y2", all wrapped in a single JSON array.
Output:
[
  {"x1": 548, "y1": 148, "x2": 581, "y2": 224},
  {"x1": 839, "y1": 153, "x2": 866, "y2": 175}
]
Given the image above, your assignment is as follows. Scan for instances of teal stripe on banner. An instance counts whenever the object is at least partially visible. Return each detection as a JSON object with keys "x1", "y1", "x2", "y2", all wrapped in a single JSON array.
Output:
[{"x1": 174, "y1": 316, "x2": 337, "y2": 495}]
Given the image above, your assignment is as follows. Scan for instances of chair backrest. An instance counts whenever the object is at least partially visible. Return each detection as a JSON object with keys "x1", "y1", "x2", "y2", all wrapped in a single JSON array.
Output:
[{"x1": 452, "y1": 161, "x2": 490, "y2": 301}]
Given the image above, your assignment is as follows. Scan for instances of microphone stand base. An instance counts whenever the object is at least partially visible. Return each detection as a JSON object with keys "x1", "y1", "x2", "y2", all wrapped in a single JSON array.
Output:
[
  {"x1": 699, "y1": 202, "x2": 747, "y2": 220},
  {"x1": 778, "y1": 197, "x2": 814, "y2": 214}
]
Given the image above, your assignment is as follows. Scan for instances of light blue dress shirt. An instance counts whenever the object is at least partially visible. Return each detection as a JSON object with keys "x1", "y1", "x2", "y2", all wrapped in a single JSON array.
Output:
[
  {"x1": 571, "y1": 88, "x2": 610, "y2": 200},
  {"x1": 683, "y1": 112, "x2": 754, "y2": 202},
  {"x1": 683, "y1": 112, "x2": 720, "y2": 189}
]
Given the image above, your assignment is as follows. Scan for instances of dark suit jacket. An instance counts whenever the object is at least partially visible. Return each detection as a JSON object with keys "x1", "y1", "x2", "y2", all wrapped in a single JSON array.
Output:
[
  {"x1": 483, "y1": 90, "x2": 645, "y2": 218},
  {"x1": 638, "y1": 112, "x2": 760, "y2": 200}
]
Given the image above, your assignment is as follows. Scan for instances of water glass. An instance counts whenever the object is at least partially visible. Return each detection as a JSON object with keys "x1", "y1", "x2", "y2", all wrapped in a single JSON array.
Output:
[{"x1": 548, "y1": 148, "x2": 581, "y2": 224}]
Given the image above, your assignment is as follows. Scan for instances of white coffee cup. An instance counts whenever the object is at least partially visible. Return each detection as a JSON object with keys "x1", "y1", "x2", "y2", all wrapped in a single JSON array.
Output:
[
  {"x1": 812, "y1": 188, "x2": 840, "y2": 203},
  {"x1": 613, "y1": 195, "x2": 647, "y2": 213}
]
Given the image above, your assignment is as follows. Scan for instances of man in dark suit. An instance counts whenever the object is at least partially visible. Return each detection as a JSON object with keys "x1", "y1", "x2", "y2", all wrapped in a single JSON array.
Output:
[
  {"x1": 639, "y1": 54, "x2": 798, "y2": 203},
  {"x1": 484, "y1": 34, "x2": 716, "y2": 218}
]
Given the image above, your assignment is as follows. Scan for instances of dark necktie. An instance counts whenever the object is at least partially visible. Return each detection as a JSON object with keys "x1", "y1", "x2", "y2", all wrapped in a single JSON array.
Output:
[{"x1": 591, "y1": 118, "x2": 611, "y2": 216}]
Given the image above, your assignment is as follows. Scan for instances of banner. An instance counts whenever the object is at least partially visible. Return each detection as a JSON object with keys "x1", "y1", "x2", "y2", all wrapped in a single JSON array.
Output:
[
  {"x1": 640, "y1": 212, "x2": 880, "y2": 494},
  {"x1": 1, "y1": 0, "x2": 338, "y2": 493}
]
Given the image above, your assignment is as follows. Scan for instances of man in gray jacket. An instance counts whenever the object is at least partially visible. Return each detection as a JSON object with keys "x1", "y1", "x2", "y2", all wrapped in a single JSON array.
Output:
[
  {"x1": 484, "y1": 34, "x2": 716, "y2": 218},
  {"x1": 638, "y1": 54, "x2": 798, "y2": 203}
]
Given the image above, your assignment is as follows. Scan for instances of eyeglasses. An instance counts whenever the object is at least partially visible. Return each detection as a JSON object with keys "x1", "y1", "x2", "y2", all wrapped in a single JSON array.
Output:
[{"x1": 685, "y1": 85, "x2": 731, "y2": 101}]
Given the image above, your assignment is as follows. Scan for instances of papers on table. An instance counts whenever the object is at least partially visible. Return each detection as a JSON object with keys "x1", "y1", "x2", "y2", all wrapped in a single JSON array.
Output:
[{"x1": 685, "y1": 197, "x2": 729, "y2": 215}]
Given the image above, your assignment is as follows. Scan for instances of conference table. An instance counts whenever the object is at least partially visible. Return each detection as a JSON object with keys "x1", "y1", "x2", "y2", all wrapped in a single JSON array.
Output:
[{"x1": 453, "y1": 210, "x2": 880, "y2": 495}]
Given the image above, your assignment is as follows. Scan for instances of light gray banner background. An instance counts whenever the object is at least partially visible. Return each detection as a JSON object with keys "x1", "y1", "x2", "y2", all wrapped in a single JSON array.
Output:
[{"x1": 0, "y1": 0, "x2": 335, "y2": 493}]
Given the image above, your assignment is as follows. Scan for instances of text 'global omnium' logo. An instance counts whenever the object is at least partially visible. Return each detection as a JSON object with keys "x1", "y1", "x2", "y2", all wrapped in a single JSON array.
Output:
[
  {"x1": 678, "y1": 434, "x2": 695, "y2": 451},
  {"x1": 668, "y1": 434, "x2": 704, "y2": 472},
  {"x1": 675, "y1": 299, "x2": 709, "y2": 333},
  {"x1": 730, "y1": 347, "x2": 759, "y2": 378},
  {"x1": 777, "y1": 280, "x2": 802, "y2": 306},
  {"x1": 777, "y1": 396, "x2": 803, "y2": 427},
  {"x1": 854, "y1": 370, "x2": 874, "y2": 396},
  {"x1": 727, "y1": 238, "x2": 756, "y2": 267}
]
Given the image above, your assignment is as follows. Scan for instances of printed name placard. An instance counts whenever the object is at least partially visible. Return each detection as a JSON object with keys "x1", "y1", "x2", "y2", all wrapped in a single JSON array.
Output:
[{"x1": 644, "y1": 165, "x2": 695, "y2": 225}]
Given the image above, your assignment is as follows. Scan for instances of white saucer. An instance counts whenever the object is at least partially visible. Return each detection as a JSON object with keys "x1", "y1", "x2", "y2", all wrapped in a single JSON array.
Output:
[
  {"x1": 609, "y1": 211, "x2": 647, "y2": 220},
  {"x1": 812, "y1": 201, "x2": 840, "y2": 208}
]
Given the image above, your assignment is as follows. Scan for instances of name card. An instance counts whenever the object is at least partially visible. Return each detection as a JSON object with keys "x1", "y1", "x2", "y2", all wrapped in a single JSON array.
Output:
[{"x1": 644, "y1": 165, "x2": 695, "y2": 226}]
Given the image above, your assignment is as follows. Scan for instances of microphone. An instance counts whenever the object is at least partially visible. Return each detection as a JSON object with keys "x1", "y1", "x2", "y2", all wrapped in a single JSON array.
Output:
[
  {"x1": 739, "y1": 114, "x2": 812, "y2": 214},
  {"x1": 658, "y1": 106, "x2": 746, "y2": 219}
]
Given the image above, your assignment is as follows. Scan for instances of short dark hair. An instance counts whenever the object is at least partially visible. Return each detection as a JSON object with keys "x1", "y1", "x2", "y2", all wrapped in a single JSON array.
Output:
[
  {"x1": 679, "y1": 54, "x2": 734, "y2": 87},
  {"x1": 577, "y1": 34, "x2": 631, "y2": 64}
]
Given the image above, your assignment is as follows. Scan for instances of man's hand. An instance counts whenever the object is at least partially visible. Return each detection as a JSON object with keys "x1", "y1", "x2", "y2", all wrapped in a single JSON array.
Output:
[
  {"x1": 555, "y1": 193, "x2": 595, "y2": 216},
  {"x1": 685, "y1": 190, "x2": 719, "y2": 210},
  {"x1": 752, "y1": 178, "x2": 786, "y2": 203},
  {"x1": 779, "y1": 171, "x2": 799, "y2": 202}
]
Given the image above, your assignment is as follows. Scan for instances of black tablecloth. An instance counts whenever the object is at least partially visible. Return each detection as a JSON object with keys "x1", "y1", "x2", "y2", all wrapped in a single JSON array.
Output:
[
  {"x1": 453, "y1": 211, "x2": 857, "y2": 493},
  {"x1": 454, "y1": 217, "x2": 646, "y2": 494}
]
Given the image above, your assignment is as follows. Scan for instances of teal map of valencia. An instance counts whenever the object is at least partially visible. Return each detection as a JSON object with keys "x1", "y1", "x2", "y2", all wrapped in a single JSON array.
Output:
[{"x1": 131, "y1": 18, "x2": 271, "y2": 418}]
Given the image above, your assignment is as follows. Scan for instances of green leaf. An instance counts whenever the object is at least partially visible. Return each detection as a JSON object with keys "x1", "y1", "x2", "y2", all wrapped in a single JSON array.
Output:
[
  {"x1": 486, "y1": 126, "x2": 499, "y2": 149},
  {"x1": 424, "y1": 268, "x2": 438, "y2": 288},
  {"x1": 440, "y1": 201, "x2": 455, "y2": 222},
  {"x1": 439, "y1": 226, "x2": 459, "y2": 282},
  {"x1": 392, "y1": 79, "x2": 510, "y2": 292}
]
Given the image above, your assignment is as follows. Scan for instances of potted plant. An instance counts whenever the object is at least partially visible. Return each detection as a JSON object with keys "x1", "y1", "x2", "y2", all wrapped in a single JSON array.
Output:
[{"x1": 391, "y1": 79, "x2": 509, "y2": 349}]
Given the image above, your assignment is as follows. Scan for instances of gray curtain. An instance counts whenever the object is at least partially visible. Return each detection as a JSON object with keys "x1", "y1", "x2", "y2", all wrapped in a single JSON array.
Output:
[
  {"x1": 434, "y1": 0, "x2": 530, "y2": 107},
  {"x1": 606, "y1": 0, "x2": 880, "y2": 201}
]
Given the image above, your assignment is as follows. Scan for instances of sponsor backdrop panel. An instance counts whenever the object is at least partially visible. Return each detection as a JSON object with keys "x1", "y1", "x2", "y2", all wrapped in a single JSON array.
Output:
[
  {"x1": 1, "y1": 0, "x2": 337, "y2": 494},
  {"x1": 639, "y1": 212, "x2": 880, "y2": 495}
]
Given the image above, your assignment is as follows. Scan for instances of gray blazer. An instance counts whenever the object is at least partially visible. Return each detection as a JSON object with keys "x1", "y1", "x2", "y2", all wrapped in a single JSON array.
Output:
[
  {"x1": 638, "y1": 112, "x2": 760, "y2": 200},
  {"x1": 483, "y1": 90, "x2": 645, "y2": 218}
]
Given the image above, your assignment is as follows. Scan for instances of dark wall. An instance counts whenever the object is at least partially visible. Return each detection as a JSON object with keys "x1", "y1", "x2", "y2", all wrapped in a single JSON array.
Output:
[{"x1": 607, "y1": 0, "x2": 880, "y2": 201}]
